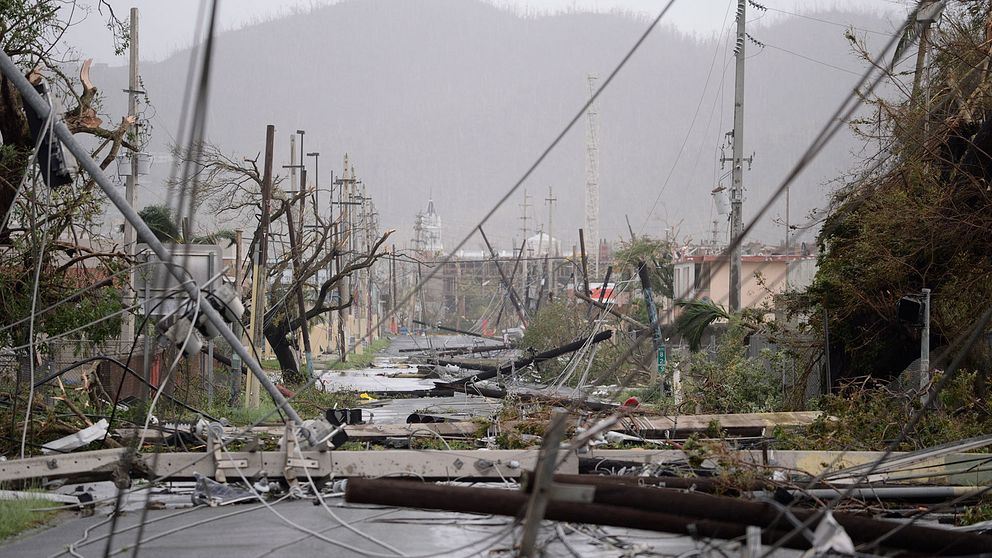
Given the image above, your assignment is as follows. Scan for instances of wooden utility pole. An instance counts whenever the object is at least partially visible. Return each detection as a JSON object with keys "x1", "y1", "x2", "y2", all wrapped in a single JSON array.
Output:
[
  {"x1": 246, "y1": 124, "x2": 274, "y2": 408},
  {"x1": 121, "y1": 7, "x2": 139, "y2": 345},
  {"x1": 284, "y1": 197, "x2": 314, "y2": 379}
]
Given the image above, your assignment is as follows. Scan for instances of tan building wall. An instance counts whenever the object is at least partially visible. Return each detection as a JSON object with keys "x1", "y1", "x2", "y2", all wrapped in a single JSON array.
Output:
[{"x1": 673, "y1": 255, "x2": 816, "y2": 312}]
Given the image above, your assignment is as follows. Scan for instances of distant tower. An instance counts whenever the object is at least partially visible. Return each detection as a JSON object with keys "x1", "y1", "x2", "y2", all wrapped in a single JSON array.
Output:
[
  {"x1": 584, "y1": 74, "x2": 601, "y2": 278},
  {"x1": 412, "y1": 211, "x2": 425, "y2": 250},
  {"x1": 423, "y1": 198, "x2": 443, "y2": 253}
]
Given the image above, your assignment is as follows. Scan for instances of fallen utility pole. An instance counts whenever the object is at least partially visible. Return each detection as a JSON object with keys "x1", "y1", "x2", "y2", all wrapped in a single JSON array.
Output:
[
  {"x1": 436, "y1": 382, "x2": 618, "y2": 412},
  {"x1": 0, "y1": 53, "x2": 304, "y2": 428},
  {"x1": 399, "y1": 344, "x2": 509, "y2": 356},
  {"x1": 0, "y1": 448, "x2": 579, "y2": 485},
  {"x1": 345, "y1": 479, "x2": 800, "y2": 551},
  {"x1": 547, "y1": 473, "x2": 789, "y2": 496},
  {"x1": 344, "y1": 478, "x2": 992, "y2": 556},
  {"x1": 445, "y1": 329, "x2": 614, "y2": 386},
  {"x1": 478, "y1": 226, "x2": 527, "y2": 327},
  {"x1": 412, "y1": 320, "x2": 498, "y2": 340}
]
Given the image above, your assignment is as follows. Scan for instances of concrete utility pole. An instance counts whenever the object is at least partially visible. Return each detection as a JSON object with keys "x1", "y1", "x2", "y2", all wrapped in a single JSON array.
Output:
[
  {"x1": 121, "y1": 7, "x2": 139, "y2": 345},
  {"x1": 913, "y1": 1, "x2": 945, "y2": 142},
  {"x1": 335, "y1": 155, "x2": 352, "y2": 361},
  {"x1": 246, "y1": 124, "x2": 274, "y2": 408},
  {"x1": 728, "y1": 0, "x2": 747, "y2": 312},
  {"x1": 289, "y1": 135, "x2": 296, "y2": 199},
  {"x1": 519, "y1": 189, "x2": 531, "y2": 306},
  {"x1": 912, "y1": 1, "x2": 936, "y2": 105},
  {"x1": 390, "y1": 244, "x2": 397, "y2": 332}
]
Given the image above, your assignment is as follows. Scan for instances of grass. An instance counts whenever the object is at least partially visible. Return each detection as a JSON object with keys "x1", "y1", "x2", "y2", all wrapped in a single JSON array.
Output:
[
  {"x1": 168, "y1": 388, "x2": 361, "y2": 426},
  {"x1": 0, "y1": 498, "x2": 58, "y2": 541},
  {"x1": 329, "y1": 338, "x2": 392, "y2": 370}
]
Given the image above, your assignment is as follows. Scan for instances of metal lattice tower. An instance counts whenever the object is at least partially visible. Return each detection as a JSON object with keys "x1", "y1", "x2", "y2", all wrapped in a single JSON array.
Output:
[{"x1": 584, "y1": 74, "x2": 600, "y2": 278}]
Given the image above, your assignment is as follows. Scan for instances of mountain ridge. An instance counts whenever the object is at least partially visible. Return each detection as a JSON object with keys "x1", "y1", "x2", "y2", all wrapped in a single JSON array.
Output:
[{"x1": 93, "y1": 0, "x2": 895, "y2": 251}]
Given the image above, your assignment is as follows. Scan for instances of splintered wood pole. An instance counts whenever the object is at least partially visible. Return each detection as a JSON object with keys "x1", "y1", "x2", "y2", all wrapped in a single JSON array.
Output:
[
  {"x1": 519, "y1": 409, "x2": 569, "y2": 557},
  {"x1": 246, "y1": 124, "x2": 275, "y2": 408}
]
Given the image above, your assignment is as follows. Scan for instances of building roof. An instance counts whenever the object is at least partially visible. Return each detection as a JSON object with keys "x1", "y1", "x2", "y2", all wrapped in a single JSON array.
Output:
[{"x1": 675, "y1": 254, "x2": 816, "y2": 264}]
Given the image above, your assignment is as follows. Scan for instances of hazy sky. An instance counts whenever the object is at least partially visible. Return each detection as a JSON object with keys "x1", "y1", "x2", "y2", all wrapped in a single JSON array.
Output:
[{"x1": 66, "y1": 0, "x2": 907, "y2": 64}]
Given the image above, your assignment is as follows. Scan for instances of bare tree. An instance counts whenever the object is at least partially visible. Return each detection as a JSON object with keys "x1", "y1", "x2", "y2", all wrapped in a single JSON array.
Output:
[{"x1": 178, "y1": 142, "x2": 393, "y2": 383}]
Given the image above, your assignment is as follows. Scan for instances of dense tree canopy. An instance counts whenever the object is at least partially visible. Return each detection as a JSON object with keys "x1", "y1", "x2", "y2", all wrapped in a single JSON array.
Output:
[{"x1": 799, "y1": 3, "x2": 992, "y2": 383}]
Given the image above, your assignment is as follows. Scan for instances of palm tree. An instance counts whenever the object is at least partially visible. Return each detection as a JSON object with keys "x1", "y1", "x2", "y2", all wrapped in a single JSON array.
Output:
[
  {"x1": 675, "y1": 299, "x2": 734, "y2": 352},
  {"x1": 138, "y1": 204, "x2": 179, "y2": 242}
]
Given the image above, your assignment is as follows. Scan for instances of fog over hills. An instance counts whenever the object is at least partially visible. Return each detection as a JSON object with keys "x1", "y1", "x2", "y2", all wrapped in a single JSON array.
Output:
[{"x1": 94, "y1": 0, "x2": 895, "y2": 251}]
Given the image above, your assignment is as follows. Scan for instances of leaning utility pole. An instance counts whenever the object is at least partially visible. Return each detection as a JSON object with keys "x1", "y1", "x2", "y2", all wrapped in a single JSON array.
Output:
[
  {"x1": 121, "y1": 7, "x2": 139, "y2": 344},
  {"x1": 479, "y1": 227, "x2": 528, "y2": 327},
  {"x1": 728, "y1": 0, "x2": 747, "y2": 312},
  {"x1": 246, "y1": 125, "x2": 274, "y2": 408},
  {"x1": 545, "y1": 186, "x2": 557, "y2": 298}
]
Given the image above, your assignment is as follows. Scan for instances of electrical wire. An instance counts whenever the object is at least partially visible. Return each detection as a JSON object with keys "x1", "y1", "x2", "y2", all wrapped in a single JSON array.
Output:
[
  {"x1": 294, "y1": 442, "x2": 408, "y2": 556},
  {"x1": 214, "y1": 445, "x2": 518, "y2": 558},
  {"x1": 762, "y1": 41, "x2": 862, "y2": 76},
  {"x1": 764, "y1": 6, "x2": 892, "y2": 36}
]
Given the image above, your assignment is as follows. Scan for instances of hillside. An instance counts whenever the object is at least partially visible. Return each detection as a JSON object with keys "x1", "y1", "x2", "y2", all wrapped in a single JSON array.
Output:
[{"x1": 93, "y1": 0, "x2": 896, "y2": 250}]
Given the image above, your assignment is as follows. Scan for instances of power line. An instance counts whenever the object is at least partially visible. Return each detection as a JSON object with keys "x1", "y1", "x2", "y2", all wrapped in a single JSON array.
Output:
[
  {"x1": 762, "y1": 41, "x2": 862, "y2": 76},
  {"x1": 764, "y1": 6, "x2": 892, "y2": 36}
]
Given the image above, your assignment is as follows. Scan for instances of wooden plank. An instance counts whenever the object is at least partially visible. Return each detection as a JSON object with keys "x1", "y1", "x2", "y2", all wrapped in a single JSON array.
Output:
[{"x1": 628, "y1": 411, "x2": 822, "y2": 436}]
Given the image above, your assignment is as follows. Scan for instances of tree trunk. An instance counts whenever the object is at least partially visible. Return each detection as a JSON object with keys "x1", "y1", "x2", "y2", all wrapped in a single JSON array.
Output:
[{"x1": 263, "y1": 322, "x2": 306, "y2": 385}]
